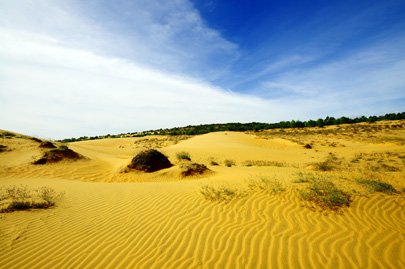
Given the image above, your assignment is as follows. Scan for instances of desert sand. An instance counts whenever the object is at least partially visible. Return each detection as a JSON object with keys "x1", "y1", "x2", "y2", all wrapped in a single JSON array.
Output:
[{"x1": 0, "y1": 121, "x2": 404, "y2": 268}]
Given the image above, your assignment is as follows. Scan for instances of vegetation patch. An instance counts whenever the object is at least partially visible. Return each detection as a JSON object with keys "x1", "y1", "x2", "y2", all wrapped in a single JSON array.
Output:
[
  {"x1": 304, "y1": 144, "x2": 312, "y2": 149},
  {"x1": 127, "y1": 149, "x2": 172, "y2": 172},
  {"x1": 0, "y1": 185, "x2": 63, "y2": 213},
  {"x1": 39, "y1": 141, "x2": 57, "y2": 149},
  {"x1": 200, "y1": 185, "x2": 239, "y2": 203},
  {"x1": 356, "y1": 179, "x2": 397, "y2": 194},
  {"x1": 247, "y1": 177, "x2": 285, "y2": 193},
  {"x1": 243, "y1": 160, "x2": 286, "y2": 167},
  {"x1": 0, "y1": 144, "x2": 8, "y2": 153},
  {"x1": 312, "y1": 154, "x2": 340, "y2": 171},
  {"x1": 176, "y1": 151, "x2": 191, "y2": 161},
  {"x1": 300, "y1": 180, "x2": 351, "y2": 210},
  {"x1": 29, "y1": 137, "x2": 42, "y2": 143},
  {"x1": 33, "y1": 145, "x2": 83, "y2": 164},
  {"x1": 224, "y1": 159, "x2": 236, "y2": 167},
  {"x1": 181, "y1": 163, "x2": 210, "y2": 177}
]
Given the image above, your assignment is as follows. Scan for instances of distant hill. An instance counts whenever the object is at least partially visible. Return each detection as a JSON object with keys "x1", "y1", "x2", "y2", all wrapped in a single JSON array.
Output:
[{"x1": 59, "y1": 112, "x2": 405, "y2": 143}]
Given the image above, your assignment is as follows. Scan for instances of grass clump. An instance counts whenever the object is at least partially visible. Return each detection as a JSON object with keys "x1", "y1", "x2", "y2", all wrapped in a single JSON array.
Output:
[
  {"x1": 0, "y1": 185, "x2": 63, "y2": 213},
  {"x1": 176, "y1": 151, "x2": 191, "y2": 161},
  {"x1": 247, "y1": 177, "x2": 285, "y2": 193},
  {"x1": 200, "y1": 185, "x2": 238, "y2": 203},
  {"x1": 300, "y1": 180, "x2": 351, "y2": 211},
  {"x1": 128, "y1": 149, "x2": 172, "y2": 172},
  {"x1": 224, "y1": 159, "x2": 236, "y2": 167},
  {"x1": 356, "y1": 179, "x2": 397, "y2": 194},
  {"x1": 181, "y1": 163, "x2": 210, "y2": 177}
]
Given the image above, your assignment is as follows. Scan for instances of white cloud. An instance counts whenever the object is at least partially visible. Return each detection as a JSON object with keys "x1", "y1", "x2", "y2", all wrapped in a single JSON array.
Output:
[{"x1": 0, "y1": 28, "x2": 278, "y2": 139}]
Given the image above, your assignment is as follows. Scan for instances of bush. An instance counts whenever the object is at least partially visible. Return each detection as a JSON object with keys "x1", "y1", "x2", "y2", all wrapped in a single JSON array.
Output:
[
  {"x1": 224, "y1": 159, "x2": 236, "y2": 167},
  {"x1": 356, "y1": 179, "x2": 397, "y2": 194},
  {"x1": 180, "y1": 163, "x2": 209, "y2": 176},
  {"x1": 300, "y1": 180, "x2": 351, "y2": 210},
  {"x1": 39, "y1": 141, "x2": 56, "y2": 149},
  {"x1": 176, "y1": 151, "x2": 191, "y2": 161},
  {"x1": 128, "y1": 149, "x2": 172, "y2": 172},
  {"x1": 33, "y1": 145, "x2": 83, "y2": 164},
  {"x1": 0, "y1": 144, "x2": 8, "y2": 153}
]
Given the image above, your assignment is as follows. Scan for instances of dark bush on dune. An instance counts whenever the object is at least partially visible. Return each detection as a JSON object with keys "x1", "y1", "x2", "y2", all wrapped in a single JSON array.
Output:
[
  {"x1": 33, "y1": 146, "x2": 83, "y2": 164},
  {"x1": 30, "y1": 137, "x2": 42, "y2": 143},
  {"x1": 128, "y1": 149, "x2": 172, "y2": 172},
  {"x1": 181, "y1": 163, "x2": 210, "y2": 177},
  {"x1": 0, "y1": 144, "x2": 8, "y2": 152},
  {"x1": 39, "y1": 141, "x2": 56, "y2": 149}
]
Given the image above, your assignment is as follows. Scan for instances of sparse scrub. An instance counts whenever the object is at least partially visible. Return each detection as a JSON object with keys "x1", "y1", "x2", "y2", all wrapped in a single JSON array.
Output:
[
  {"x1": 356, "y1": 179, "x2": 397, "y2": 194},
  {"x1": 200, "y1": 185, "x2": 239, "y2": 203},
  {"x1": 127, "y1": 149, "x2": 172, "y2": 172},
  {"x1": 247, "y1": 177, "x2": 285, "y2": 193},
  {"x1": 300, "y1": 180, "x2": 351, "y2": 210},
  {"x1": 0, "y1": 185, "x2": 63, "y2": 213},
  {"x1": 176, "y1": 151, "x2": 191, "y2": 161},
  {"x1": 224, "y1": 159, "x2": 236, "y2": 167},
  {"x1": 313, "y1": 154, "x2": 339, "y2": 171},
  {"x1": 293, "y1": 172, "x2": 315, "y2": 183},
  {"x1": 242, "y1": 160, "x2": 286, "y2": 167}
]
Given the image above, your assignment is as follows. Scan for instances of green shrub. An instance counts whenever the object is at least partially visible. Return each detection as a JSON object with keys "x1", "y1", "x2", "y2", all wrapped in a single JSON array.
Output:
[
  {"x1": 356, "y1": 179, "x2": 397, "y2": 194},
  {"x1": 176, "y1": 151, "x2": 191, "y2": 161},
  {"x1": 300, "y1": 180, "x2": 351, "y2": 210}
]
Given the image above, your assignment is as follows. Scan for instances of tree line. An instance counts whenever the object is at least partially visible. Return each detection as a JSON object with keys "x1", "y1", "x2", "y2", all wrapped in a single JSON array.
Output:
[{"x1": 59, "y1": 112, "x2": 405, "y2": 142}]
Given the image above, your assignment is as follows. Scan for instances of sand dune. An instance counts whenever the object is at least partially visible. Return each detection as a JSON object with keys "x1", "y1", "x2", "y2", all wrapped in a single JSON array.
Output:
[{"x1": 0, "y1": 122, "x2": 404, "y2": 268}]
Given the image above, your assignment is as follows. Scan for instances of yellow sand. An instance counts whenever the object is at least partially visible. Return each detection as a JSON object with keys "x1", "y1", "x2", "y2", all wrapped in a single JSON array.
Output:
[{"x1": 0, "y1": 121, "x2": 404, "y2": 268}]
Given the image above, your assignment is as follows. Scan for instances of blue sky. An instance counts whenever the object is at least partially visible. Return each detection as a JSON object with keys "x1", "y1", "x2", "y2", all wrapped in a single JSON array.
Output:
[{"x1": 0, "y1": 0, "x2": 404, "y2": 138}]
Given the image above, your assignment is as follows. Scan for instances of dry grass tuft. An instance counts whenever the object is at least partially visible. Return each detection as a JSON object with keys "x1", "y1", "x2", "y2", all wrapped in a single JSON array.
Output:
[
  {"x1": 0, "y1": 185, "x2": 64, "y2": 213},
  {"x1": 200, "y1": 185, "x2": 240, "y2": 203}
]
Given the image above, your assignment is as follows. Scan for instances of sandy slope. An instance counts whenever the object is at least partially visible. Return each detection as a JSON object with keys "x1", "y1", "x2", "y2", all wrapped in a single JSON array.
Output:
[{"x1": 0, "y1": 122, "x2": 404, "y2": 268}]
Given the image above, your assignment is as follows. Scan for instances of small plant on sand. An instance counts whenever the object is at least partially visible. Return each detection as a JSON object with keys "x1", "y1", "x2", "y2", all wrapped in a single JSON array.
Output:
[
  {"x1": 0, "y1": 185, "x2": 63, "y2": 213},
  {"x1": 176, "y1": 151, "x2": 191, "y2": 161},
  {"x1": 300, "y1": 180, "x2": 351, "y2": 210},
  {"x1": 200, "y1": 185, "x2": 239, "y2": 203},
  {"x1": 293, "y1": 172, "x2": 315, "y2": 183},
  {"x1": 224, "y1": 159, "x2": 236, "y2": 167},
  {"x1": 247, "y1": 177, "x2": 285, "y2": 193},
  {"x1": 356, "y1": 179, "x2": 397, "y2": 194}
]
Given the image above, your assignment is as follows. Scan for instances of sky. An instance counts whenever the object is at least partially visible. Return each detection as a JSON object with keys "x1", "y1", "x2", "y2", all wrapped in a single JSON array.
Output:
[{"x1": 1, "y1": 0, "x2": 404, "y2": 139}]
